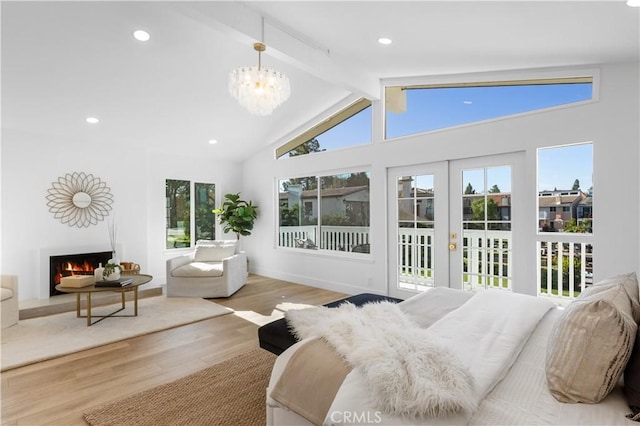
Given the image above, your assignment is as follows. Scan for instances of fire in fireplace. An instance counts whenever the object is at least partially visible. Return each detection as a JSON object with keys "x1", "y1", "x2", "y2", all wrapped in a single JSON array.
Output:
[{"x1": 50, "y1": 251, "x2": 112, "y2": 296}]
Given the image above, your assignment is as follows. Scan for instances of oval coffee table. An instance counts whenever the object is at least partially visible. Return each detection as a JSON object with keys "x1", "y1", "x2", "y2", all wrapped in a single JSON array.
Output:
[{"x1": 55, "y1": 274, "x2": 153, "y2": 326}]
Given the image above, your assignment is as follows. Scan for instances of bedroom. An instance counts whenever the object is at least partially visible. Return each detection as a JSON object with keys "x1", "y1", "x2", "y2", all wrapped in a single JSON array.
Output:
[{"x1": 1, "y1": 1, "x2": 639, "y2": 424}]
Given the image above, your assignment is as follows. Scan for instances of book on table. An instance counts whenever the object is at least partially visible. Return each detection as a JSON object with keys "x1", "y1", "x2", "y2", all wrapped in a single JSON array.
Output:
[{"x1": 95, "y1": 278, "x2": 133, "y2": 287}]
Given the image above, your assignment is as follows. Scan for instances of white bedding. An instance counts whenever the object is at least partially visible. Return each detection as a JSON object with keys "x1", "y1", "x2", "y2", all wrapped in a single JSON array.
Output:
[
  {"x1": 267, "y1": 288, "x2": 634, "y2": 426},
  {"x1": 324, "y1": 291, "x2": 554, "y2": 425}
]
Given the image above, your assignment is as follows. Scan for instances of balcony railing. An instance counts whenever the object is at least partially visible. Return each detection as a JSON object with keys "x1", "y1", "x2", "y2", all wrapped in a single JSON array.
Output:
[
  {"x1": 279, "y1": 225, "x2": 592, "y2": 300},
  {"x1": 279, "y1": 226, "x2": 369, "y2": 252}
]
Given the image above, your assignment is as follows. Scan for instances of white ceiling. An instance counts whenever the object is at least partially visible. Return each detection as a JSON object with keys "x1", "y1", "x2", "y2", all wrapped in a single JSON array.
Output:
[{"x1": 2, "y1": 1, "x2": 638, "y2": 162}]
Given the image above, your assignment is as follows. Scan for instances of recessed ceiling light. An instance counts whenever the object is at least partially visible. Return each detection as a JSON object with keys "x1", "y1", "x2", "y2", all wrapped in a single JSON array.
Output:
[
  {"x1": 378, "y1": 37, "x2": 392, "y2": 45},
  {"x1": 86, "y1": 117, "x2": 99, "y2": 124},
  {"x1": 133, "y1": 30, "x2": 151, "y2": 42},
  {"x1": 208, "y1": 139, "x2": 218, "y2": 145},
  {"x1": 628, "y1": 0, "x2": 640, "y2": 6}
]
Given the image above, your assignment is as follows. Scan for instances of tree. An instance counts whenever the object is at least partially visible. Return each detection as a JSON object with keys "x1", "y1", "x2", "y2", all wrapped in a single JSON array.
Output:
[
  {"x1": 464, "y1": 183, "x2": 476, "y2": 194},
  {"x1": 288, "y1": 138, "x2": 324, "y2": 157},
  {"x1": 572, "y1": 179, "x2": 580, "y2": 190},
  {"x1": 279, "y1": 203, "x2": 300, "y2": 226},
  {"x1": 489, "y1": 184, "x2": 501, "y2": 193},
  {"x1": 563, "y1": 218, "x2": 592, "y2": 234},
  {"x1": 471, "y1": 198, "x2": 499, "y2": 221}
]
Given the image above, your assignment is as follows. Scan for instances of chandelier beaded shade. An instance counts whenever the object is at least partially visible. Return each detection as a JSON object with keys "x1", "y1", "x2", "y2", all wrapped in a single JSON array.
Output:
[{"x1": 228, "y1": 42, "x2": 290, "y2": 116}]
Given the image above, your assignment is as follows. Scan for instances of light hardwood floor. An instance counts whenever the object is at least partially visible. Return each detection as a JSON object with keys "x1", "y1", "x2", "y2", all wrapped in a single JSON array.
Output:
[{"x1": 0, "y1": 275, "x2": 346, "y2": 426}]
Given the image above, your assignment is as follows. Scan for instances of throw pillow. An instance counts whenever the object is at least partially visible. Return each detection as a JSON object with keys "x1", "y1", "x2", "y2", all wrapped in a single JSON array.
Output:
[
  {"x1": 546, "y1": 282, "x2": 637, "y2": 403},
  {"x1": 193, "y1": 244, "x2": 236, "y2": 262},
  {"x1": 625, "y1": 328, "x2": 640, "y2": 421},
  {"x1": 593, "y1": 272, "x2": 640, "y2": 323}
]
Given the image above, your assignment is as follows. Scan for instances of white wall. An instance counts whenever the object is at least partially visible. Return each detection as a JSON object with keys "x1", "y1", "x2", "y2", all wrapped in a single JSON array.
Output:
[
  {"x1": 242, "y1": 63, "x2": 640, "y2": 297},
  {"x1": 0, "y1": 132, "x2": 242, "y2": 300}
]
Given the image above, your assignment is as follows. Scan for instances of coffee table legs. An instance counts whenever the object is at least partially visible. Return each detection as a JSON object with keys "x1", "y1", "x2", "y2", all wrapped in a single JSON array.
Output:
[
  {"x1": 87, "y1": 292, "x2": 92, "y2": 326},
  {"x1": 75, "y1": 288, "x2": 139, "y2": 326}
]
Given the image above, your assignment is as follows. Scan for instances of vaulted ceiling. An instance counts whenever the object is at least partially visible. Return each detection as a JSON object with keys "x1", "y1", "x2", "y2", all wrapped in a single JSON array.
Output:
[{"x1": 2, "y1": 1, "x2": 638, "y2": 162}]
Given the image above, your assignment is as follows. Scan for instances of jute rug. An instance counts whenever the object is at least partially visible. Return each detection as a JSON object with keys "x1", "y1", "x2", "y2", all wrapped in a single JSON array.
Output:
[
  {"x1": 1, "y1": 296, "x2": 233, "y2": 371},
  {"x1": 84, "y1": 348, "x2": 277, "y2": 426}
]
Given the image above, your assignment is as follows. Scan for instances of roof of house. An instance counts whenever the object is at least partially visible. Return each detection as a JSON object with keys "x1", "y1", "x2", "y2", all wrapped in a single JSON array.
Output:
[{"x1": 280, "y1": 185, "x2": 368, "y2": 200}]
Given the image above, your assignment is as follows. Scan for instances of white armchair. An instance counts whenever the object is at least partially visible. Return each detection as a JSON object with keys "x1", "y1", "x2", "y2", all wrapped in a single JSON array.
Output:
[
  {"x1": 166, "y1": 240, "x2": 247, "y2": 298},
  {"x1": 1, "y1": 275, "x2": 19, "y2": 328}
]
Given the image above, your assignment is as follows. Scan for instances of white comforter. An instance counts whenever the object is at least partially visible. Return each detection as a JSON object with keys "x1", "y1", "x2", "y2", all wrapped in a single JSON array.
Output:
[{"x1": 323, "y1": 290, "x2": 554, "y2": 425}]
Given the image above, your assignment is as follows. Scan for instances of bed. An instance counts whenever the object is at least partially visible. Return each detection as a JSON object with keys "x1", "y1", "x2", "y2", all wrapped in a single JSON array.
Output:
[{"x1": 266, "y1": 273, "x2": 640, "y2": 425}]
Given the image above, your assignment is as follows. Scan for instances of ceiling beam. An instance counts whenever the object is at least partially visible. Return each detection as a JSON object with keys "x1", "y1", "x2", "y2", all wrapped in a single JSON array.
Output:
[{"x1": 172, "y1": 2, "x2": 381, "y2": 100}]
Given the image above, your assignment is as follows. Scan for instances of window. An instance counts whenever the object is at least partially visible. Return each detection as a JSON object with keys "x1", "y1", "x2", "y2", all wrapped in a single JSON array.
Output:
[
  {"x1": 166, "y1": 180, "x2": 215, "y2": 249},
  {"x1": 385, "y1": 77, "x2": 593, "y2": 139},
  {"x1": 537, "y1": 143, "x2": 593, "y2": 299},
  {"x1": 278, "y1": 172, "x2": 370, "y2": 253},
  {"x1": 276, "y1": 98, "x2": 372, "y2": 158}
]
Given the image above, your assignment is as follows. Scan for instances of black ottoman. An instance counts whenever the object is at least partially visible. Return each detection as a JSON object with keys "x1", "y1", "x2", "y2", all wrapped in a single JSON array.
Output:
[{"x1": 257, "y1": 293, "x2": 402, "y2": 355}]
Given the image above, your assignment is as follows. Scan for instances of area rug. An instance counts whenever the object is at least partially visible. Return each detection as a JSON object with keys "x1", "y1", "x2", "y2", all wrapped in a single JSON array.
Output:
[
  {"x1": 83, "y1": 348, "x2": 276, "y2": 426},
  {"x1": 1, "y1": 296, "x2": 233, "y2": 371}
]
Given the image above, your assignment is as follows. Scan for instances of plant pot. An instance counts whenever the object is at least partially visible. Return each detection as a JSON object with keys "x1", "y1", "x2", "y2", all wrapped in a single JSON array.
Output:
[{"x1": 103, "y1": 266, "x2": 121, "y2": 281}]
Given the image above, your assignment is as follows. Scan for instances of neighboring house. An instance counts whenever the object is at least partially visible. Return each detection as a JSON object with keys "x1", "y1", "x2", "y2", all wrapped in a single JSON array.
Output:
[
  {"x1": 577, "y1": 196, "x2": 593, "y2": 224},
  {"x1": 538, "y1": 189, "x2": 585, "y2": 231},
  {"x1": 280, "y1": 185, "x2": 370, "y2": 226}
]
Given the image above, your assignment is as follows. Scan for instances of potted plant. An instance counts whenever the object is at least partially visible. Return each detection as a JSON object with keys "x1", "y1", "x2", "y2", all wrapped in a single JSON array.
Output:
[
  {"x1": 213, "y1": 193, "x2": 258, "y2": 240},
  {"x1": 103, "y1": 262, "x2": 121, "y2": 281}
]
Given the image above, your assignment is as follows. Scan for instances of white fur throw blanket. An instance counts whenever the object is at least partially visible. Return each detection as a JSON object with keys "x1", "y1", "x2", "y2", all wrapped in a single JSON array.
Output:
[{"x1": 285, "y1": 301, "x2": 476, "y2": 418}]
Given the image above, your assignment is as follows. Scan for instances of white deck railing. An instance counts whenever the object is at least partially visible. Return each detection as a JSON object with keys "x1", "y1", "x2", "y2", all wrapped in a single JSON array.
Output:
[
  {"x1": 537, "y1": 239, "x2": 593, "y2": 300},
  {"x1": 279, "y1": 225, "x2": 591, "y2": 300},
  {"x1": 279, "y1": 226, "x2": 369, "y2": 252}
]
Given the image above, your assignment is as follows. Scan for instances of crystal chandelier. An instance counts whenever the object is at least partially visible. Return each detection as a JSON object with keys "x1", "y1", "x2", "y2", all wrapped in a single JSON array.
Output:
[{"x1": 228, "y1": 42, "x2": 291, "y2": 116}]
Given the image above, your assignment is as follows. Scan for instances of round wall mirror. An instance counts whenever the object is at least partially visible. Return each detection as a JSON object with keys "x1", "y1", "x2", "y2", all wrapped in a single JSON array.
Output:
[{"x1": 72, "y1": 192, "x2": 92, "y2": 208}]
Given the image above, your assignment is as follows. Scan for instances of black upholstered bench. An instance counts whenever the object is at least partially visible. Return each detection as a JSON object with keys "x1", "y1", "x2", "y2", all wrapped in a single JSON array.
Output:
[{"x1": 257, "y1": 293, "x2": 403, "y2": 355}]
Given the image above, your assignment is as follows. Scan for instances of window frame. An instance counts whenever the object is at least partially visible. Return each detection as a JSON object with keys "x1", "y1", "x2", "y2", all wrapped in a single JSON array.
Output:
[
  {"x1": 165, "y1": 179, "x2": 216, "y2": 251},
  {"x1": 276, "y1": 169, "x2": 372, "y2": 257}
]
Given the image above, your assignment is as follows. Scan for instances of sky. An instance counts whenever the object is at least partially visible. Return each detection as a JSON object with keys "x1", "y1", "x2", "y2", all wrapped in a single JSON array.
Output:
[{"x1": 310, "y1": 82, "x2": 593, "y2": 194}]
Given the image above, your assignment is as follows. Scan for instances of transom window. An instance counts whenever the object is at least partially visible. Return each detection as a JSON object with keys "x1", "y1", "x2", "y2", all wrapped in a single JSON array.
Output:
[
  {"x1": 385, "y1": 77, "x2": 593, "y2": 139},
  {"x1": 276, "y1": 98, "x2": 372, "y2": 158}
]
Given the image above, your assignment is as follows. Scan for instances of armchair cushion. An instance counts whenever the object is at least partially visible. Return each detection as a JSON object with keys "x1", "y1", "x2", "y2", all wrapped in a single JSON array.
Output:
[
  {"x1": 172, "y1": 261, "x2": 224, "y2": 278},
  {"x1": 194, "y1": 244, "x2": 236, "y2": 262},
  {"x1": 1, "y1": 288, "x2": 13, "y2": 301}
]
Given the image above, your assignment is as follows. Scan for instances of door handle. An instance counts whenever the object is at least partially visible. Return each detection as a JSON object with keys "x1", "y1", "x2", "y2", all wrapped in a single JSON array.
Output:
[{"x1": 449, "y1": 243, "x2": 457, "y2": 251}]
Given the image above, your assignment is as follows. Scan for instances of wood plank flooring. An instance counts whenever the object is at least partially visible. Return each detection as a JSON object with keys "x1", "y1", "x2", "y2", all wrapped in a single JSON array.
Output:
[{"x1": 0, "y1": 275, "x2": 346, "y2": 426}]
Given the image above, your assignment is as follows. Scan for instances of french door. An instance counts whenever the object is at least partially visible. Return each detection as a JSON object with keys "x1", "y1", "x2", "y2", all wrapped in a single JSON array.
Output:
[{"x1": 388, "y1": 152, "x2": 524, "y2": 299}]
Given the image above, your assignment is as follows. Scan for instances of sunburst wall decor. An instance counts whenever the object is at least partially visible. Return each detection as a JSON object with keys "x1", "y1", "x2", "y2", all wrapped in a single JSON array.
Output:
[{"x1": 46, "y1": 172, "x2": 114, "y2": 228}]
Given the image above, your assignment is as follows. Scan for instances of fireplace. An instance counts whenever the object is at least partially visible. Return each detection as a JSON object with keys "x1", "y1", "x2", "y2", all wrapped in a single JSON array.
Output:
[{"x1": 49, "y1": 251, "x2": 112, "y2": 296}]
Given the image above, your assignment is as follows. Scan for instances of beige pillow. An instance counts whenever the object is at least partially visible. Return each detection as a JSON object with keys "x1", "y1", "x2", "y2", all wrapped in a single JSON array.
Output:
[
  {"x1": 593, "y1": 272, "x2": 640, "y2": 322},
  {"x1": 546, "y1": 282, "x2": 637, "y2": 403},
  {"x1": 193, "y1": 244, "x2": 236, "y2": 262}
]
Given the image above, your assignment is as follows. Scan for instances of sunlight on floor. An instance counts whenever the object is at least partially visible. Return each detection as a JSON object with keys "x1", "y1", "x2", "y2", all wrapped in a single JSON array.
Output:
[{"x1": 232, "y1": 302, "x2": 316, "y2": 326}]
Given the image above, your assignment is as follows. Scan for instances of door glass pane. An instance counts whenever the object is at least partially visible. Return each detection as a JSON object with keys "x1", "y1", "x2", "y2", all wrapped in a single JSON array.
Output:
[
  {"x1": 461, "y1": 166, "x2": 512, "y2": 291},
  {"x1": 397, "y1": 174, "x2": 435, "y2": 291}
]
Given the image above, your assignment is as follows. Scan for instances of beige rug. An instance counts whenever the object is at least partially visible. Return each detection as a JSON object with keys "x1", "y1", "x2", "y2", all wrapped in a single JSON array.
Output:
[
  {"x1": 84, "y1": 348, "x2": 277, "y2": 426},
  {"x1": 0, "y1": 296, "x2": 233, "y2": 371}
]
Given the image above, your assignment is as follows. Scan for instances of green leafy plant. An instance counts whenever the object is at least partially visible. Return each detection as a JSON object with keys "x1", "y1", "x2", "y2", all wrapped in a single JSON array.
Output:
[
  {"x1": 213, "y1": 193, "x2": 258, "y2": 239},
  {"x1": 103, "y1": 262, "x2": 119, "y2": 278}
]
